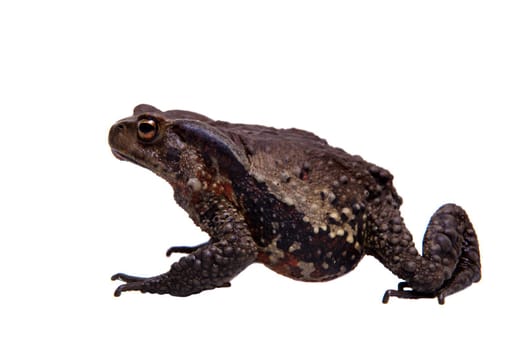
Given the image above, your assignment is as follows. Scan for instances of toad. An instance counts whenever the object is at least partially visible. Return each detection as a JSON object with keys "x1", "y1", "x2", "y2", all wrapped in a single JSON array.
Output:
[{"x1": 108, "y1": 104, "x2": 481, "y2": 304}]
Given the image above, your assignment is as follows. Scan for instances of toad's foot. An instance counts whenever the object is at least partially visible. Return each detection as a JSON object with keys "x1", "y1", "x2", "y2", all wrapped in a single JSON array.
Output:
[
  {"x1": 382, "y1": 282, "x2": 445, "y2": 304},
  {"x1": 112, "y1": 226, "x2": 256, "y2": 297},
  {"x1": 111, "y1": 271, "x2": 232, "y2": 297},
  {"x1": 111, "y1": 273, "x2": 148, "y2": 283},
  {"x1": 111, "y1": 273, "x2": 153, "y2": 297},
  {"x1": 165, "y1": 242, "x2": 208, "y2": 257}
]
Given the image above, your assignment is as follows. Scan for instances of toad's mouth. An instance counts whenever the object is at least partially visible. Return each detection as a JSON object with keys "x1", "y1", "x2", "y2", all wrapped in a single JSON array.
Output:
[
  {"x1": 111, "y1": 149, "x2": 146, "y2": 169},
  {"x1": 111, "y1": 149, "x2": 128, "y2": 161}
]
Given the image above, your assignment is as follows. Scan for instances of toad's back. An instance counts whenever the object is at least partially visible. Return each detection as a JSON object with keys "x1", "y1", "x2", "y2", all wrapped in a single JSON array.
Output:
[{"x1": 206, "y1": 120, "x2": 396, "y2": 281}]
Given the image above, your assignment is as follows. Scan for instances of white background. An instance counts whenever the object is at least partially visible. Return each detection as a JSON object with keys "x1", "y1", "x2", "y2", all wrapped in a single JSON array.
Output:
[{"x1": 1, "y1": 1, "x2": 524, "y2": 349}]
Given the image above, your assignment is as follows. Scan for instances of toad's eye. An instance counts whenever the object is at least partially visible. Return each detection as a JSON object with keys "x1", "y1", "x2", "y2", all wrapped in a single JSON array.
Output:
[{"x1": 137, "y1": 118, "x2": 158, "y2": 141}]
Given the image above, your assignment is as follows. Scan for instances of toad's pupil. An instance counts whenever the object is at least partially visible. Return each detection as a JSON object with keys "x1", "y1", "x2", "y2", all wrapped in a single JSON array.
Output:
[{"x1": 139, "y1": 121, "x2": 155, "y2": 134}]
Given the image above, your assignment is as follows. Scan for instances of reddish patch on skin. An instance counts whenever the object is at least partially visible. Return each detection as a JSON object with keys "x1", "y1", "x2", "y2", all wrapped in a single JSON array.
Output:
[
  {"x1": 257, "y1": 251, "x2": 304, "y2": 279},
  {"x1": 256, "y1": 252, "x2": 270, "y2": 264},
  {"x1": 175, "y1": 168, "x2": 235, "y2": 208},
  {"x1": 222, "y1": 182, "x2": 234, "y2": 202},
  {"x1": 207, "y1": 179, "x2": 235, "y2": 201}
]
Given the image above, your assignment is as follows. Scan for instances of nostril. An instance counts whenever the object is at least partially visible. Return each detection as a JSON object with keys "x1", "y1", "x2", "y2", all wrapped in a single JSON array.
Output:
[{"x1": 109, "y1": 123, "x2": 126, "y2": 144}]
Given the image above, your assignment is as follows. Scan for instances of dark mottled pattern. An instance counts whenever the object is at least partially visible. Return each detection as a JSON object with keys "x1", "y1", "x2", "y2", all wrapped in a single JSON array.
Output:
[
  {"x1": 108, "y1": 104, "x2": 482, "y2": 304},
  {"x1": 233, "y1": 174, "x2": 363, "y2": 281}
]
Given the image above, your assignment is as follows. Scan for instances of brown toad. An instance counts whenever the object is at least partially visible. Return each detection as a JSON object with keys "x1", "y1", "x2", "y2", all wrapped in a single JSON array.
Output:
[{"x1": 108, "y1": 104, "x2": 481, "y2": 304}]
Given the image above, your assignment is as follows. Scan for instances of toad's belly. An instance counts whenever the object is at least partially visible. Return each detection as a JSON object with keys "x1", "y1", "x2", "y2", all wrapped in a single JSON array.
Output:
[{"x1": 255, "y1": 235, "x2": 364, "y2": 282}]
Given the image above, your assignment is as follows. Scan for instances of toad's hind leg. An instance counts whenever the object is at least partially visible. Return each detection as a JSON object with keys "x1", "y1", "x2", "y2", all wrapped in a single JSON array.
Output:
[
  {"x1": 425, "y1": 204, "x2": 481, "y2": 301},
  {"x1": 383, "y1": 204, "x2": 481, "y2": 304}
]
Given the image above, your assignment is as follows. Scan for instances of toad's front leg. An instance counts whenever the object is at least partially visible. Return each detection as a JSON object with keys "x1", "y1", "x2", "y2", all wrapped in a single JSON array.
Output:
[{"x1": 112, "y1": 208, "x2": 258, "y2": 297}]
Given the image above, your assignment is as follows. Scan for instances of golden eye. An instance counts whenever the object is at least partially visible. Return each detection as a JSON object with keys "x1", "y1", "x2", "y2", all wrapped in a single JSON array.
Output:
[{"x1": 137, "y1": 118, "x2": 158, "y2": 141}]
